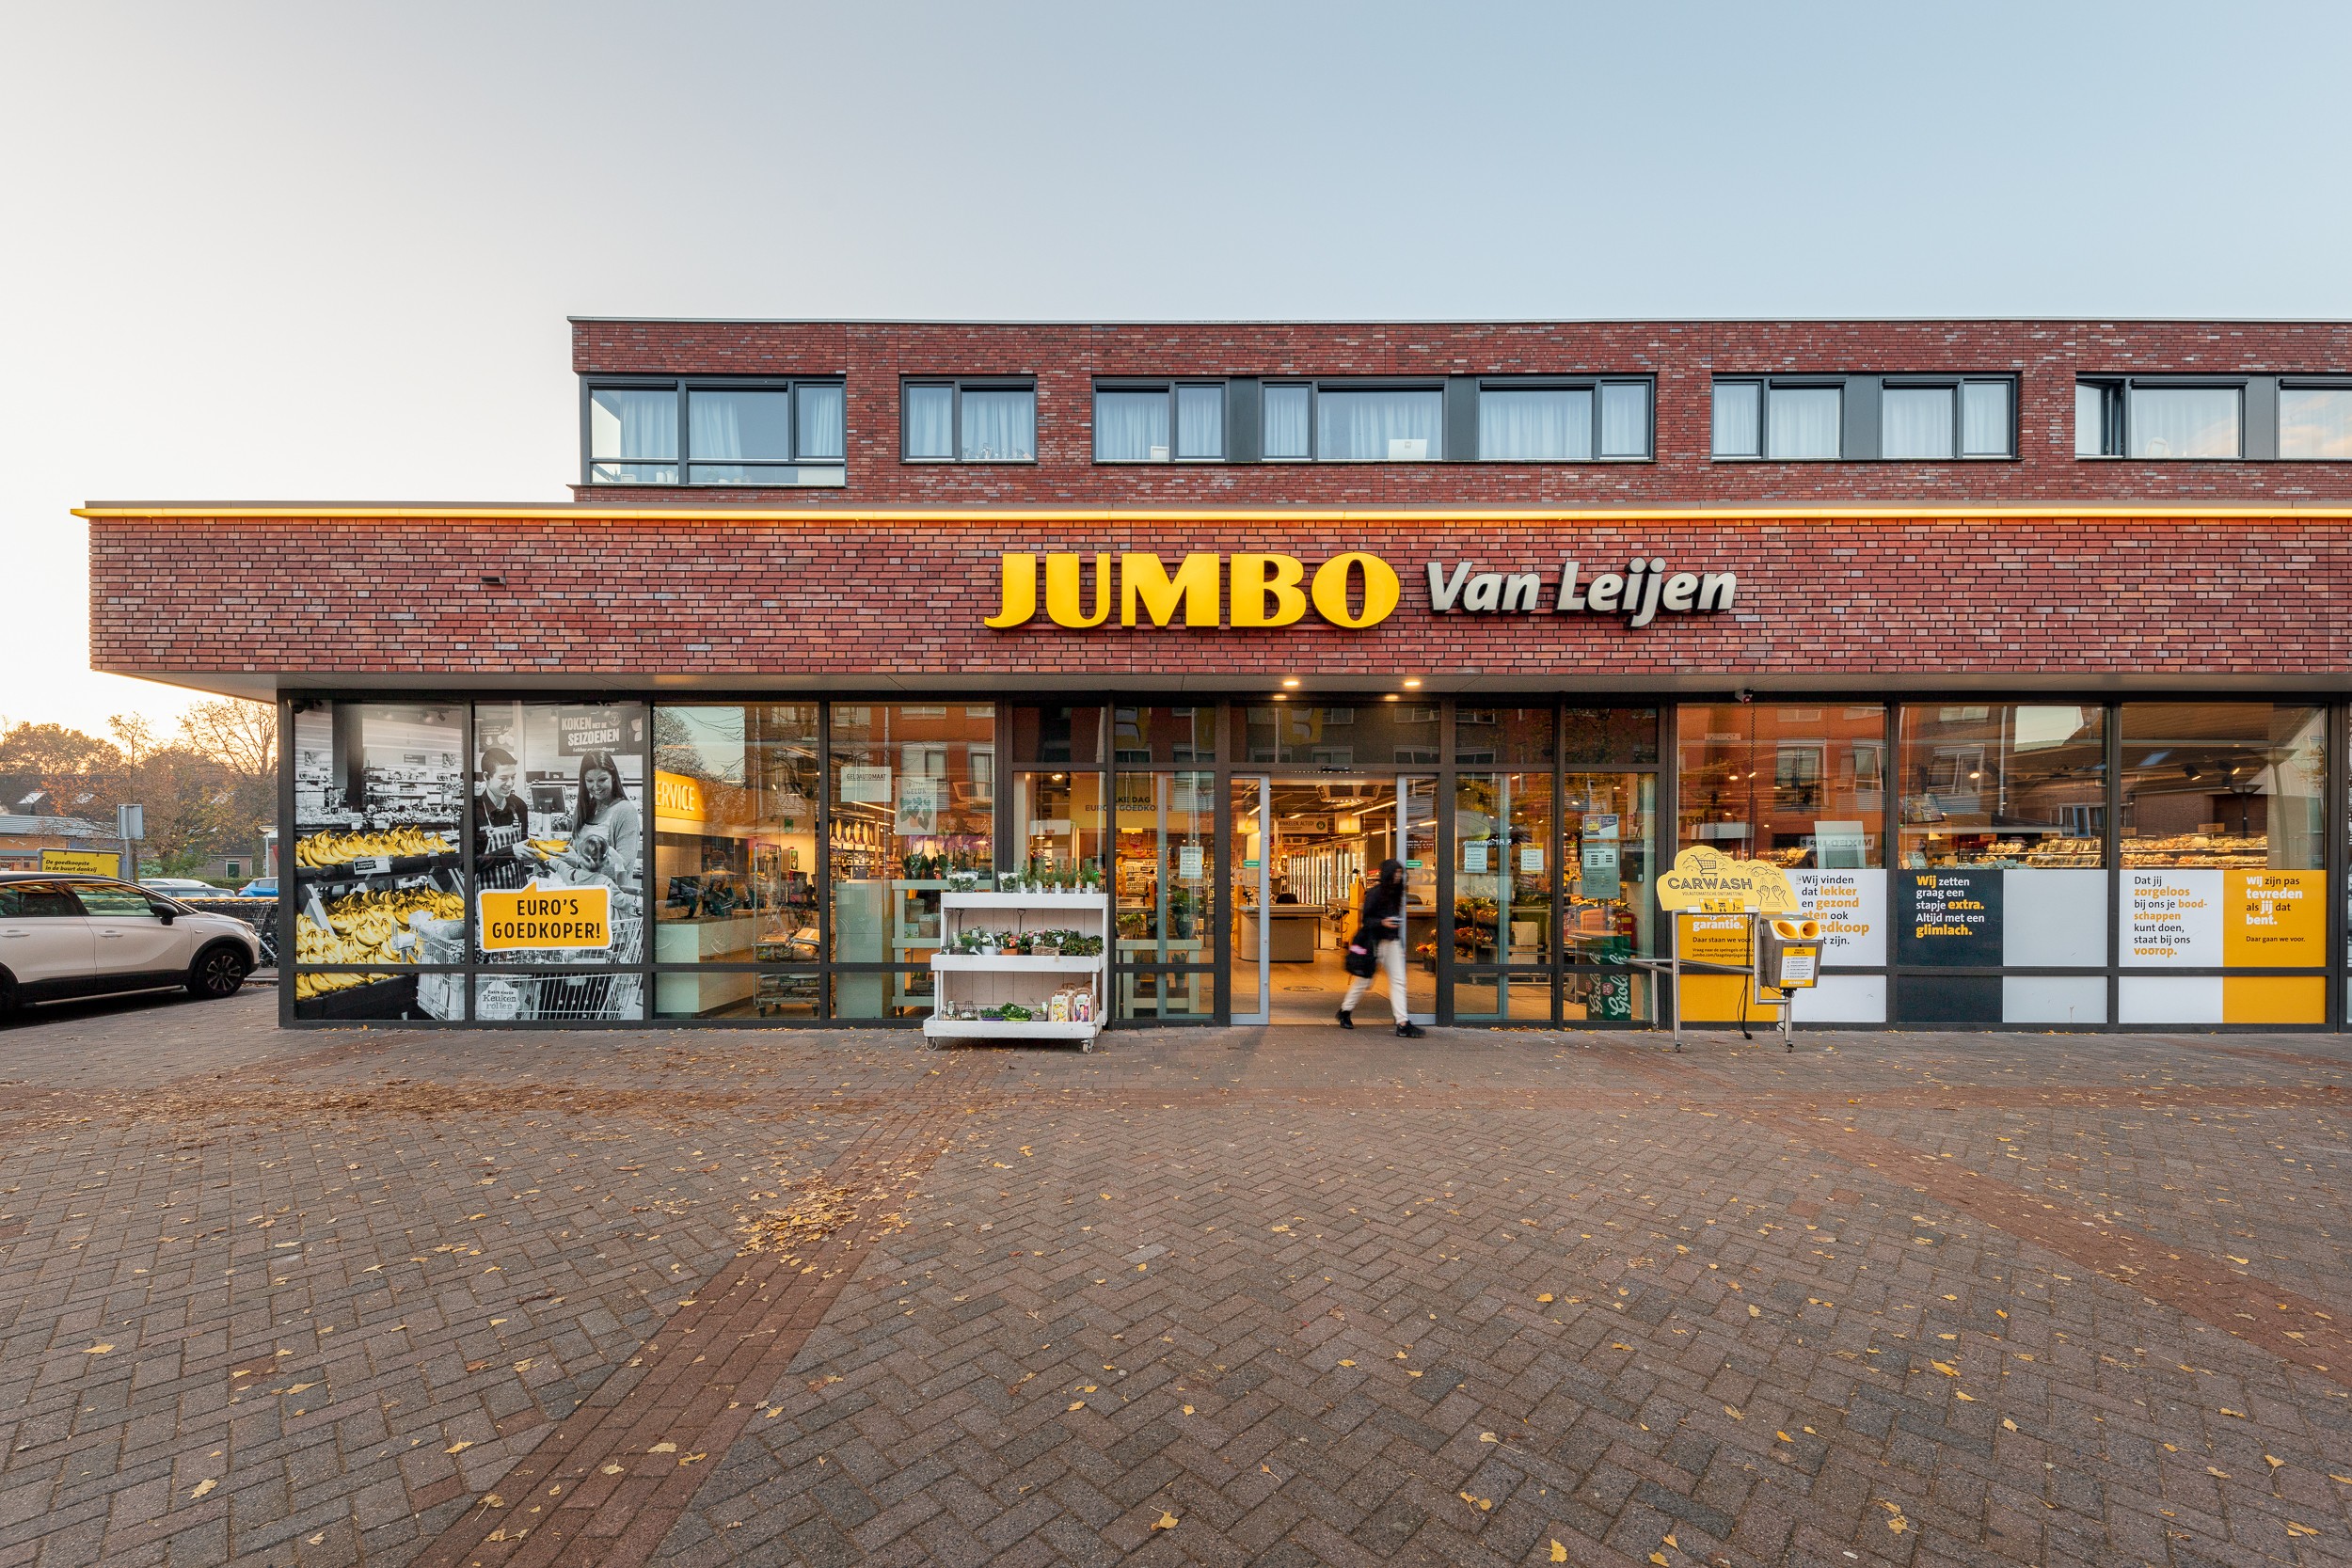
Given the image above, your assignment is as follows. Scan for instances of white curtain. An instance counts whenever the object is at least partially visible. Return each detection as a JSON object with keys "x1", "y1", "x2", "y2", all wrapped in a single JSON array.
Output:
[
  {"x1": 1766, "y1": 386, "x2": 1841, "y2": 459},
  {"x1": 1175, "y1": 385, "x2": 1223, "y2": 458},
  {"x1": 2128, "y1": 387, "x2": 2238, "y2": 458},
  {"x1": 2281, "y1": 388, "x2": 2352, "y2": 459},
  {"x1": 1263, "y1": 385, "x2": 1311, "y2": 457},
  {"x1": 1479, "y1": 388, "x2": 1588, "y2": 460},
  {"x1": 796, "y1": 385, "x2": 845, "y2": 460},
  {"x1": 591, "y1": 388, "x2": 677, "y2": 461},
  {"x1": 1962, "y1": 381, "x2": 2010, "y2": 456},
  {"x1": 1711, "y1": 382, "x2": 1760, "y2": 456},
  {"x1": 1095, "y1": 391, "x2": 1168, "y2": 460},
  {"x1": 1317, "y1": 389, "x2": 1441, "y2": 460},
  {"x1": 905, "y1": 385, "x2": 954, "y2": 458},
  {"x1": 689, "y1": 394, "x2": 744, "y2": 460},
  {"x1": 961, "y1": 389, "x2": 1035, "y2": 460},
  {"x1": 1598, "y1": 382, "x2": 1648, "y2": 457},
  {"x1": 1881, "y1": 387, "x2": 1954, "y2": 459}
]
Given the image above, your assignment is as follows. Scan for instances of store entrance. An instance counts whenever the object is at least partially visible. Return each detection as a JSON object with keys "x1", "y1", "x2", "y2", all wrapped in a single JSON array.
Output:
[{"x1": 1229, "y1": 776, "x2": 1437, "y2": 1025}]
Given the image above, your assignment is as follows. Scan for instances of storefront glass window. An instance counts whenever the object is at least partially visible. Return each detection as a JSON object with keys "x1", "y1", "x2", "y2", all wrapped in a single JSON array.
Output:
[
  {"x1": 1562, "y1": 707, "x2": 1660, "y2": 766},
  {"x1": 1013, "y1": 771, "x2": 1104, "y2": 883},
  {"x1": 829, "y1": 706, "x2": 994, "y2": 1019},
  {"x1": 1451, "y1": 771, "x2": 1553, "y2": 1023},
  {"x1": 1677, "y1": 705, "x2": 1885, "y2": 868},
  {"x1": 1898, "y1": 705, "x2": 2106, "y2": 868},
  {"x1": 469, "y1": 703, "x2": 648, "y2": 1002},
  {"x1": 1245, "y1": 703, "x2": 1439, "y2": 767},
  {"x1": 1113, "y1": 771, "x2": 1216, "y2": 974},
  {"x1": 2117, "y1": 703, "x2": 2326, "y2": 1027},
  {"x1": 1453, "y1": 706, "x2": 1554, "y2": 766},
  {"x1": 290, "y1": 701, "x2": 467, "y2": 1021},
  {"x1": 646, "y1": 705, "x2": 819, "y2": 1018},
  {"x1": 1009, "y1": 705, "x2": 1104, "y2": 765},
  {"x1": 1112, "y1": 705, "x2": 1216, "y2": 765},
  {"x1": 1564, "y1": 773, "x2": 1658, "y2": 963}
]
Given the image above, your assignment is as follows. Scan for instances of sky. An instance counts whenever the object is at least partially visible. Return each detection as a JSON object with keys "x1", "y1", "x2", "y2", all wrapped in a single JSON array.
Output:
[{"x1": 7, "y1": 0, "x2": 2351, "y2": 736}]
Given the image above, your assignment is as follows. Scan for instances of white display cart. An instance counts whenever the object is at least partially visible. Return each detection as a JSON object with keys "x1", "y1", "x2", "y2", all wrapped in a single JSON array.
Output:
[{"x1": 924, "y1": 890, "x2": 1111, "y2": 1050}]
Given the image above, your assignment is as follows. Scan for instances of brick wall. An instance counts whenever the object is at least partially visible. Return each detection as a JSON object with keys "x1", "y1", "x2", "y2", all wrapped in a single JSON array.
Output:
[
  {"x1": 570, "y1": 318, "x2": 2352, "y2": 508},
  {"x1": 87, "y1": 513, "x2": 2352, "y2": 688}
]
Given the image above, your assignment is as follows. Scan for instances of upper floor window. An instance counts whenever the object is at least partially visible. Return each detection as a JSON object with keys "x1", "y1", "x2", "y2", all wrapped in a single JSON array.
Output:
[
  {"x1": 904, "y1": 379, "x2": 1036, "y2": 462},
  {"x1": 2076, "y1": 379, "x2": 2240, "y2": 459},
  {"x1": 2280, "y1": 383, "x2": 2352, "y2": 459},
  {"x1": 1095, "y1": 382, "x2": 1224, "y2": 461},
  {"x1": 1715, "y1": 374, "x2": 2015, "y2": 460},
  {"x1": 1263, "y1": 383, "x2": 1442, "y2": 461},
  {"x1": 1478, "y1": 379, "x2": 1652, "y2": 460},
  {"x1": 1712, "y1": 379, "x2": 1841, "y2": 460},
  {"x1": 584, "y1": 379, "x2": 845, "y2": 486}
]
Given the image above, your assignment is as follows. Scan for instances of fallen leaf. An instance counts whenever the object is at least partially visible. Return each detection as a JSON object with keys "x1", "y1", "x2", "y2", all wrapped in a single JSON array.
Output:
[
  {"x1": 445, "y1": 1441, "x2": 472, "y2": 1455},
  {"x1": 1551, "y1": 1544, "x2": 1568, "y2": 1563},
  {"x1": 189, "y1": 1479, "x2": 216, "y2": 1499},
  {"x1": 600, "y1": 1464, "x2": 622, "y2": 1475},
  {"x1": 1152, "y1": 1511, "x2": 1179, "y2": 1530},
  {"x1": 1181, "y1": 1404, "x2": 1194, "y2": 1416},
  {"x1": 1338, "y1": 1359, "x2": 1356, "y2": 1368},
  {"x1": 1480, "y1": 1432, "x2": 1498, "y2": 1443},
  {"x1": 1954, "y1": 1390, "x2": 1976, "y2": 1402},
  {"x1": 678, "y1": 1452, "x2": 707, "y2": 1465},
  {"x1": 2209, "y1": 1466, "x2": 2230, "y2": 1479},
  {"x1": 1776, "y1": 1431, "x2": 1792, "y2": 1443},
  {"x1": 2002, "y1": 1418, "x2": 2018, "y2": 1432},
  {"x1": 2266, "y1": 1455, "x2": 2284, "y2": 1468},
  {"x1": 1068, "y1": 1401, "x2": 1086, "y2": 1411},
  {"x1": 1931, "y1": 1361, "x2": 1959, "y2": 1376},
  {"x1": 1650, "y1": 1556, "x2": 1668, "y2": 1566},
  {"x1": 649, "y1": 1442, "x2": 677, "y2": 1454},
  {"x1": 1724, "y1": 1404, "x2": 1743, "y2": 1419},
  {"x1": 1537, "y1": 1293, "x2": 1554, "y2": 1304},
  {"x1": 84, "y1": 1343, "x2": 114, "y2": 1355}
]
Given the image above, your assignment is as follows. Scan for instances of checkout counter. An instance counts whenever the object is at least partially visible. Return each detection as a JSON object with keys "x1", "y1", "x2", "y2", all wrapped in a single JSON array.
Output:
[{"x1": 1240, "y1": 901, "x2": 1326, "y2": 961}]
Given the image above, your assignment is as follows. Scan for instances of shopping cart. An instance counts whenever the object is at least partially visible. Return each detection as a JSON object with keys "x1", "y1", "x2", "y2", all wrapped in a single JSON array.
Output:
[{"x1": 473, "y1": 891, "x2": 645, "y2": 1022}]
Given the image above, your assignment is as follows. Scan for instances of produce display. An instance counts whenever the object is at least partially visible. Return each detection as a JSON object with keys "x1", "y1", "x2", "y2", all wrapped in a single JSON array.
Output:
[
  {"x1": 296, "y1": 886, "x2": 465, "y2": 966},
  {"x1": 294, "y1": 971, "x2": 391, "y2": 1001},
  {"x1": 295, "y1": 828, "x2": 455, "y2": 867}
]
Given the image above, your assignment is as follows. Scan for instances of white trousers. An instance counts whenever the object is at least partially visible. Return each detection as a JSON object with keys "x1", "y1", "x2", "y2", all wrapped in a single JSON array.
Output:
[{"x1": 1340, "y1": 938, "x2": 1408, "y2": 1022}]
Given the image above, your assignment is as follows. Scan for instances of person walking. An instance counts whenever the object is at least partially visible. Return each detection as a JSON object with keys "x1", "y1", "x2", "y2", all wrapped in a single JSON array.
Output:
[{"x1": 1338, "y1": 858, "x2": 1424, "y2": 1037}]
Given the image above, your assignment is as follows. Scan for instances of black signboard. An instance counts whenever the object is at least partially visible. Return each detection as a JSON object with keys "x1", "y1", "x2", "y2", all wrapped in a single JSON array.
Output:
[
  {"x1": 558, "y1": 705, "x2": 628, "y2": 756},
  {"x1": 1894, "y1": 868, "x2": 2003, "y2": 968}
]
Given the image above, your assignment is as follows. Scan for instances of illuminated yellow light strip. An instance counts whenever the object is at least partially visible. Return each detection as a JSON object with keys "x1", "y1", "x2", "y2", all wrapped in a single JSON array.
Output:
[{"x1": 72, "y1": 501, "x2": 2352, "y2": 525}]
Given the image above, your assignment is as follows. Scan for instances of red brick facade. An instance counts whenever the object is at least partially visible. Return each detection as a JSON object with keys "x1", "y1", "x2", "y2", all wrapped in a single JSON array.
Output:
[
  {"x1": 83, "y1": 512, "x2": 2352, "y2": 694},
  {"x1": 575, "y1": 318, "x2": 2352, "y2": 507},
  {"x1": 81, "y1": 316, "x2": 2352, "y2": 695}
]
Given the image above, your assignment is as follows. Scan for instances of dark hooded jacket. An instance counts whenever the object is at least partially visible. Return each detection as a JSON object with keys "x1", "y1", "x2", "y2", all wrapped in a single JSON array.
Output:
[{"x1": 1350, "y1": 861, "x2": 1407, "y2": 948}]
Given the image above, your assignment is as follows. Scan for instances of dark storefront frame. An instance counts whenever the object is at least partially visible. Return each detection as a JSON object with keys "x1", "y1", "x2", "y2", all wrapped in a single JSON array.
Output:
[{"x1": 279, "y1": 689, "x2": 2350, "y2": 1034}]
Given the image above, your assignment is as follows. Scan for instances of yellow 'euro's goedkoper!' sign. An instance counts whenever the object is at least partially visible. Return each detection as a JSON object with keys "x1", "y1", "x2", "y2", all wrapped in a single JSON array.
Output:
[
  {"x1": 1655, "y1": 846, "x2": 1799, "y2": 915},
  {"x1": 478, "y1": 883, "x2": 612, "y2": 952}
]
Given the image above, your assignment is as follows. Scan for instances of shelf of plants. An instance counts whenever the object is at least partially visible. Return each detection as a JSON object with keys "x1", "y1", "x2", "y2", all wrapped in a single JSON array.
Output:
[{"x1": 925, "y1": 872, "x2": 1111, "y2": 1050}]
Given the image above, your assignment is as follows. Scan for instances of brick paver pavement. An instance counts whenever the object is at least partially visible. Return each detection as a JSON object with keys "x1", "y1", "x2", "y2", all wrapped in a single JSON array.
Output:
[{"x1": 3, "y1": 995, "x2": 2351, "y2": 1566}]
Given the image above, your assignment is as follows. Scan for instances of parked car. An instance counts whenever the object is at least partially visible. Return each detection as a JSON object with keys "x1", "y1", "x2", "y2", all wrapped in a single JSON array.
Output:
[
  {"x1": 237, "y1": 879, "x2": 278, "y2": 898},
  {"x1": 0, "y1": 874, "x2": 260, "y2": 1010},
  {"x1": 138, "y1": 877, "x2": 216, "y2": 895}
]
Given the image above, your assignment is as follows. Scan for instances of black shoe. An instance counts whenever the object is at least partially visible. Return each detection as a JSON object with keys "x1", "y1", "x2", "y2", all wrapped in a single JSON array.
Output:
[
  {"x1": 1395, "y1": 1022, "x2": 1425, "y2": 1037},
  {"x1": 1336, "y1": 1007, "x2": 1354, "y2": 1029}
]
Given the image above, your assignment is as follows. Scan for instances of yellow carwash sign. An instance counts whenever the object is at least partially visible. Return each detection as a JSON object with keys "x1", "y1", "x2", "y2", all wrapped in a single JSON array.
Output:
[{"x1": 1655, "y1": 846, "x2": 1799, "y2": 915}]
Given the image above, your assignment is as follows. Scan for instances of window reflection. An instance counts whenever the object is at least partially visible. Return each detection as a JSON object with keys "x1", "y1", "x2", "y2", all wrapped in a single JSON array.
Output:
[
  {"x1": 1677, "y1": 705, "x2": 1884, "y2": 868},
  {"x1": 1898, "y1": 705, "x2": 2106, "y2": 868}
]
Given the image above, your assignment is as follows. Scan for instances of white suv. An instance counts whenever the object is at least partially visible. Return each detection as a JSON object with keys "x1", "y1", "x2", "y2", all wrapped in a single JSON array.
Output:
[{"x1": 0, "y1": 875, "x2": 262, "y2": 1012}]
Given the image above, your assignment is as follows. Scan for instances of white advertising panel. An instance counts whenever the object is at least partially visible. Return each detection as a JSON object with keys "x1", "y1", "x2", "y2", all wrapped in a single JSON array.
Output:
[
  {"x1": 2002, "y1": 974, "x2": 2106, "y2": 1025},
  {"x1": 2119, "y1": 974, "x2": 2224, "y2": 1024},
  {"x1": 1789, "y1": 869, "x2": 1884, "y2": 966},
  {"x1": 1792, "y1": 974, "x2": 1885, "y2": 1023},
  {"x1": 2001, "y1": 869, "x2": 2106, "y2": 967},
  {"x1": 2122, "y1": 869, "x2": 2222, "y2": 966}
]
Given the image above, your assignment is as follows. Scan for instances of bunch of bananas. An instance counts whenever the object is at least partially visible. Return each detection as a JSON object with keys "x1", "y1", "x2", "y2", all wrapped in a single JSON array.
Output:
[
  {"x1": 298, "y1": 886, "x2": 465, "y2": 967},
  {"x1": 526, "y1": 837, "x2": 570, "y2": 857},
  {"x1": 294, "y1": 971, "x2": 389, "y2": 1001},
  {"x1": 295, "y1": 828, "x2": 454, "y2": 867}
]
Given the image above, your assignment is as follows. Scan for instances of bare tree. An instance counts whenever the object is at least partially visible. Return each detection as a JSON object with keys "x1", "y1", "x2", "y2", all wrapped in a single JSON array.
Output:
[
  {"x1": 108, "y1": 712, "x2": 158, "y2": 767},
  {"x1": 179, "y1": 699, "x2": 277, "y2": 782}
]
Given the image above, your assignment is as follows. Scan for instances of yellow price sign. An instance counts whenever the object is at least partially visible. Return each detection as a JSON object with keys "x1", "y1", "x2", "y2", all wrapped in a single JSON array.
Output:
[{"x1": 478, "y1": 883, "x2": 612, "y2": 952}]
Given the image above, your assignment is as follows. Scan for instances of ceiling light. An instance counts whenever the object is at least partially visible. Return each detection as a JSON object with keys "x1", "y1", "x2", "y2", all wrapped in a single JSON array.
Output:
[
  {"x1": 1403, "y1": 678, "x2": 1422, "y2": 688},
  {"x1": 1281, "y1": 678, "x2": 1300, "y2": 688},
  {"x1": 1383, "y1": 693, "x2": 1399, "y2": 702},
  {"x1": 1273, "y1": 693, "x2": 1287, "y2": 701}
]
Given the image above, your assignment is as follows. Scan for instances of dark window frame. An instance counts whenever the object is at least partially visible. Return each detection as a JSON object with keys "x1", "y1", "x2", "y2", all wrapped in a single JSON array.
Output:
[
  {"x1": 1713, "y1": 373, "x2": 2021, "y2": 463},
  {"x1": 1091, "y1": 378, "x2": 1230, "y2": 464},
  {"x1": 1473, "y1": 375, "x2": 1657, "y2": 462},
  {"x1": 1877, "y1": 375, "x2": 2017, "y2": 460},
  {"x1": 579, "y1": 375, "x2": 848, "y2": 487},
  {"x1": 2075, "y1": 375, "x2": 2250, "y2": 461},
  {"x1": 2276, "y1": 377, "x2": 2352, "y2": 462},
  {"x1": 1710, "y1": 376, "x2": 1846, "y2": 462},
  {"x1": 1259, "y1": 377, "x2": 1448, "y2": 463},
  {"x1": 900, "y1": 376, "x2": 1040, "y2": 465}
]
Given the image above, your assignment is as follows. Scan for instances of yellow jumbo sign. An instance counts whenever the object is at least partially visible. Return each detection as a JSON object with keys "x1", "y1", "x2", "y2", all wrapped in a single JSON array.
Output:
[
  {"x1": 1655, "y1": 846, "x2": 1799, "y2": 914},
  {"x1": 478, "y1": 883, "x2": 612, "y2": 952},
  {"x1": 986, "y1": 552, "x2": 1401, "y2": 630}
]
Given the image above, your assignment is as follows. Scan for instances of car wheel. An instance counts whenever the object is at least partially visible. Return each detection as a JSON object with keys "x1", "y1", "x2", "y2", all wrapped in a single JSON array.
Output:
[
  {"x1": 188, "y1": 944, "x2": 250, "y2": 1000},
  {"x1": 0, "y1": 972, "x2": 17, "y2": 1014}
]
